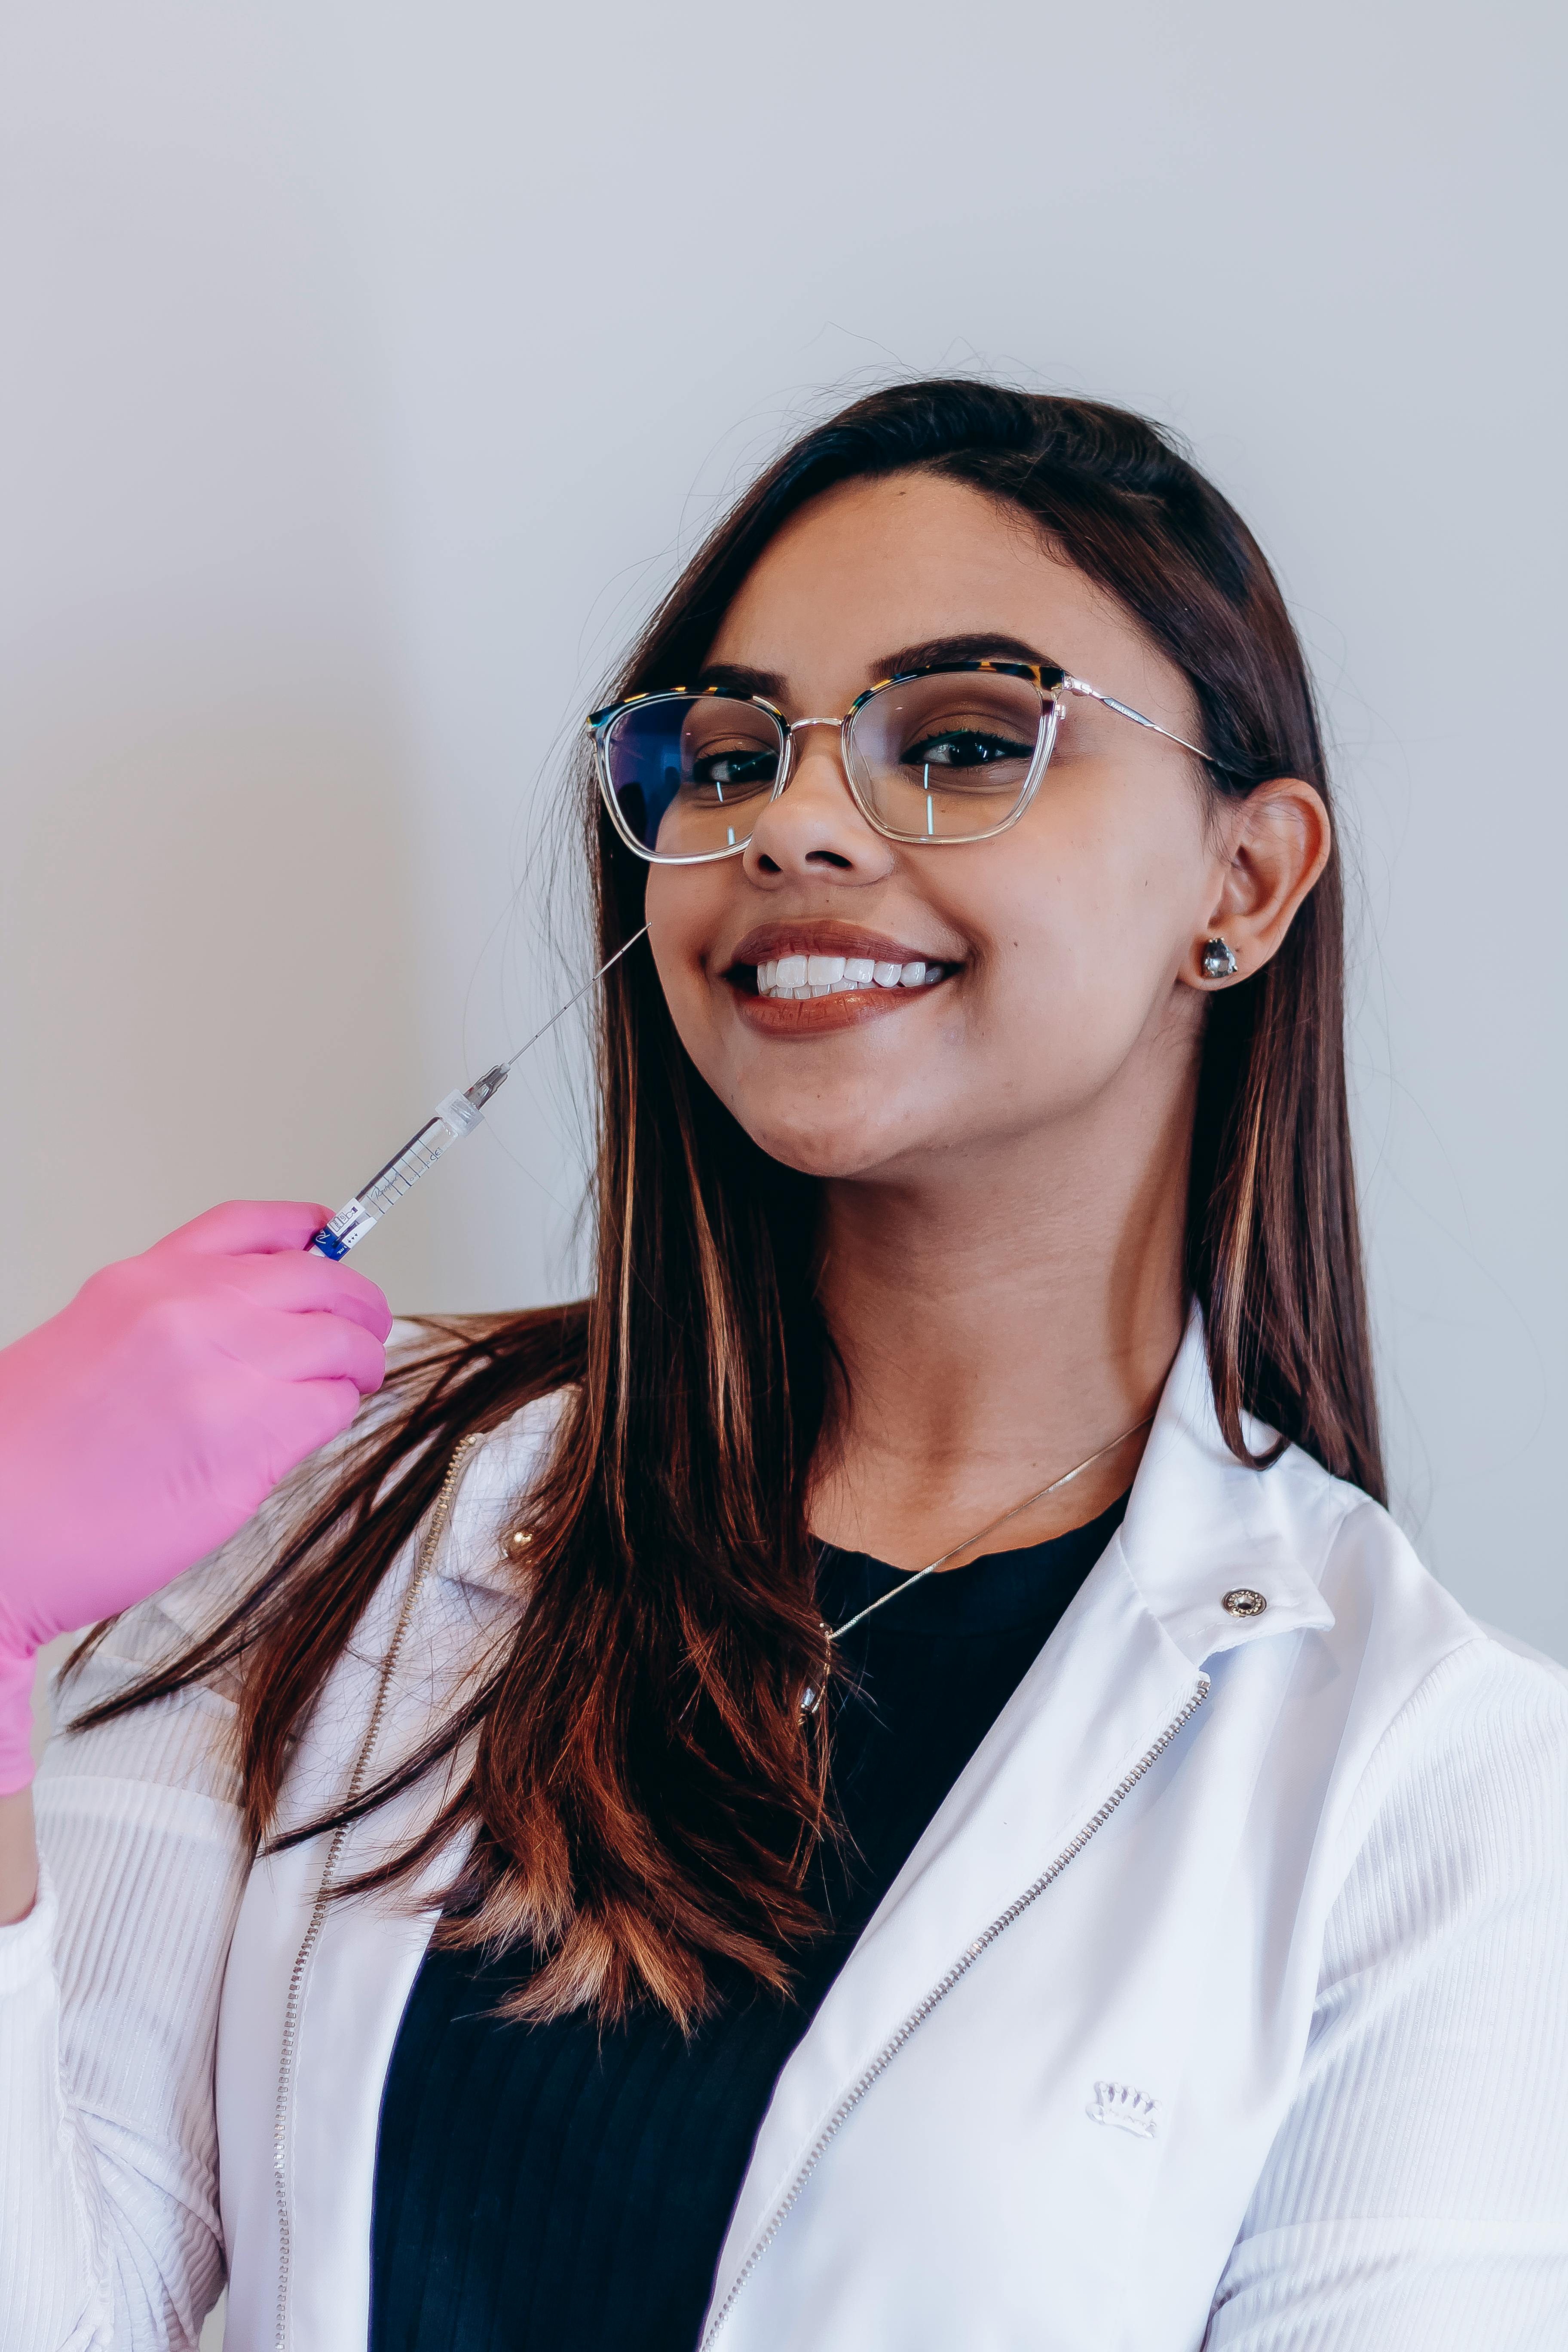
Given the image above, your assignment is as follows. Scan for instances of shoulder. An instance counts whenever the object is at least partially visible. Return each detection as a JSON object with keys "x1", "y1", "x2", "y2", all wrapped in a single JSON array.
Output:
[
  {"x1": 1268, "y1": 1445, "x2": 1568, "y2": 1869},
  {"x1": 1121, "y1": 1341, "x2": 1556, "y2": 1745},
  {"x1": 1286, "y1": 1442, "x2": 1567, "y2": 1705},
  {"x1": 1135, "y1": 1345, "x2": 1568, "y2": 1869}
]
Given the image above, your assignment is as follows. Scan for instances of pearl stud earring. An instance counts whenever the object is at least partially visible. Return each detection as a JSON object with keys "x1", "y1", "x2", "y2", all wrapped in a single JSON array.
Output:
[
  {"x1": 1200, "y1": 937, "x2": 1238, "y2": 980},
  {"x1": 501, "y1": 1526, "x2": 533, "y2": 1562}
]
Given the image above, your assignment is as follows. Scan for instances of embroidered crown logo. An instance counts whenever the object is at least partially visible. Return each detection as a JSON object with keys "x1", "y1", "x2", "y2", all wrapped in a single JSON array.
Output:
[{"x1": 1086, "y1": 2080, "x2": 1161, "y2": 2138}]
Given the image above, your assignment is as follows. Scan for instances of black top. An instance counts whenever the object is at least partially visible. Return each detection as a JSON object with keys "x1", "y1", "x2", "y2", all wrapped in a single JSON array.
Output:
[{"x1": 369, "y1": 1495, "x2": 1126, "y2": 2352}]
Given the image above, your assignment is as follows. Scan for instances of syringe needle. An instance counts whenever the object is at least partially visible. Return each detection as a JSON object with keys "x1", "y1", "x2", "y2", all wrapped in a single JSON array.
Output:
[
  {"x1": 500, "y1": 924, "x2": 649, "y2": 1076},
  {"x1": 460, "y1": 926, "x2": 651, "y2": 1116},
  {"x1": 306, "y1": 926, "x2": 649, "y2": 1260}
]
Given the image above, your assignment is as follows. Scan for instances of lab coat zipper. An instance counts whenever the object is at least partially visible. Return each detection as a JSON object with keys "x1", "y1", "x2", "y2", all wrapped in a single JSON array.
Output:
[
  {"x1": 698, "y1": 1672, "x2": 1213, "y2": 2350},
  {"x1": 271, "y1": 1430, "x2": 484, "y2": 2352}
]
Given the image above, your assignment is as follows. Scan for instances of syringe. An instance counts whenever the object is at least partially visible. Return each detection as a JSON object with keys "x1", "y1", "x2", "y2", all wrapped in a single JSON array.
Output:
[{"x1": 307, "y1": 927, "x2": 647, "y2": 1260}]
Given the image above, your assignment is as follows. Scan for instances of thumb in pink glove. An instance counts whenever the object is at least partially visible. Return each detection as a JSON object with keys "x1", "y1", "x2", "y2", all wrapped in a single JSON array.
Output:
[{"x1": 0, "y1": 1200, "x2": 392, "y2": 1792}]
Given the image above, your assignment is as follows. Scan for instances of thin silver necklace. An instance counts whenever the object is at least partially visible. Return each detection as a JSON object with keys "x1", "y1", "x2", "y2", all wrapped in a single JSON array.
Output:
[{"x1": 800, "y1": 1416, "x2": 1151, "y2": 1715}]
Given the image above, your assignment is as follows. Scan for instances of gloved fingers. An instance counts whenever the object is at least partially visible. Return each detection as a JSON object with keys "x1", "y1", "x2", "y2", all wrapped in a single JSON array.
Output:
[
  {"x1": 221, "y1": 1253, "x2": 394, "y2": 1341},
  {"x1": 153, "y1": 1201, "x2": 334, "y2": 1259},
  {"x1": 222, "y1": 1302, "x2": 387, "y2": 1396},
  {"x1": 250, "y1": 1373, "x2": 368, "y2": 1469}
]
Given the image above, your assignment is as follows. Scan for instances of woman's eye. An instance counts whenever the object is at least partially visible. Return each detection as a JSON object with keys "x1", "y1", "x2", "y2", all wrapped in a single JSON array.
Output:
[
  {"x1": 901, "y1": 728, "x2": 1035, "y2": 772},
  {"x1": 689, "y1": 747, "x2": 778, "y2": 793}
]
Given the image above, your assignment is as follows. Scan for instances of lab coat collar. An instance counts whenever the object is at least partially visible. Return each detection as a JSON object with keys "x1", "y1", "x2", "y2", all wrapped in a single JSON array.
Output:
[
  {"x1": 1116, "y1": 1310, "x2": 1337, "y2": 1662},
  {"x1": 432, "y1": 1390, "x2": 569, "y2": 1601}
]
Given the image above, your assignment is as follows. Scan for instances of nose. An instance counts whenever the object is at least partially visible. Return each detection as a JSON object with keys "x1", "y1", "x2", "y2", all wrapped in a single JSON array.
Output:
[{"x1": 741, "y1": 719, "x2": 896, "y2": 884}]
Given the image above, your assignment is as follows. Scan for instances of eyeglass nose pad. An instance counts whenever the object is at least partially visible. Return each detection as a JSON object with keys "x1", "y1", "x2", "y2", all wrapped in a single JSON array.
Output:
[
  {"x1": 1022, "y1": 690, "x2": 1062, "y2": 792},
  {"x1": 780, "y1": 717, "x2": 849, "y2": 779},
  {"x1": 743, "y1": 716, "x2": 885, "y2": 870},
  {"x1": 774, "y1": 716, "x2": 854, "y2": 799}
]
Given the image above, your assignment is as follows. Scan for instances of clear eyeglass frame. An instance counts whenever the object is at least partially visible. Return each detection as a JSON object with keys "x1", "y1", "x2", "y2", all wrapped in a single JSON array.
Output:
[{"x1": 586, "y1": 656, "x2": 1239, "y2": 867}]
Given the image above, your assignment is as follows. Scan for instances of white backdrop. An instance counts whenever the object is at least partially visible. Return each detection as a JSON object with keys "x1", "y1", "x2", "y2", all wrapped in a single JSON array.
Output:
[{"x1": 4, "y1": 0, "x2": 1564, "y2": 1686}]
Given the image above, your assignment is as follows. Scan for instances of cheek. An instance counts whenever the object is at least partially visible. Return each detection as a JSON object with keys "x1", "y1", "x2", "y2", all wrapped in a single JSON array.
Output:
[
  {"x1": 963, "y1": 802, "x2": 1204, "y2": 1067},
  {"x1": 642, "y1": 859, "x2": 693, "y2": 952},
  {"x1": 643, "y1": 863, "x2": 728, "y2": 1054}
]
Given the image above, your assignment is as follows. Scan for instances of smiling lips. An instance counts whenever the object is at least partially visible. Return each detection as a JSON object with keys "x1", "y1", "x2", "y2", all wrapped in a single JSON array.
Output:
[
  {"x1": 756, "y1": 952, "x2": 947, "y2": 1000},
  {"x1": 725, "y1": 924, "x2": 958, "y2": 1032}
]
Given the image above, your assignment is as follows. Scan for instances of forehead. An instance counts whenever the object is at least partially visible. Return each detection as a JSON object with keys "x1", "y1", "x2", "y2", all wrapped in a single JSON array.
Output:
[{"x1": 706, "y1": 471, "x2": 1184, "y2": 719}]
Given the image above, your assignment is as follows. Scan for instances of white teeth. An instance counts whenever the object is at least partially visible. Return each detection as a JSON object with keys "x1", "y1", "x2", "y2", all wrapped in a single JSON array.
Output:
[{"x1": 755, "y1": 953, "x2": 950, "y2": 1001}]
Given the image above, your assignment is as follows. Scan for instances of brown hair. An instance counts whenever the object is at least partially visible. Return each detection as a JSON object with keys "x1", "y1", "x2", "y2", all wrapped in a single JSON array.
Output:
[{"x1": 69, "y1": 380, "x2": 1381, "y2": 2028}]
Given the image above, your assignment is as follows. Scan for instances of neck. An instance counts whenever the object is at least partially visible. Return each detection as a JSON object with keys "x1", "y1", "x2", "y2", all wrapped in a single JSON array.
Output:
[{"x1": 808, "y1": 1081, "x2": 1193, "y2": 1571}]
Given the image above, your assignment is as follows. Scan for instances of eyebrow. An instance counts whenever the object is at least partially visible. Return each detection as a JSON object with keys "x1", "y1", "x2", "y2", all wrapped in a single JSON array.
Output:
[
  {"x1": 692, "y1": 631, "x2": 1061, "y2": 704},
  {"x1": 873, "y1": 631, "x2": 1059, "y2": 679},
  {"x1": 692, "y1": 660, "x2": 788, "y2": 699}
]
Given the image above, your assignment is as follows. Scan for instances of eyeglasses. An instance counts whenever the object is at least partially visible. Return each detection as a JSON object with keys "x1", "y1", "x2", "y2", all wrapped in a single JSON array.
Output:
[{"x1": 587, "y1": 658, "x2": 1234, "y2": 865}]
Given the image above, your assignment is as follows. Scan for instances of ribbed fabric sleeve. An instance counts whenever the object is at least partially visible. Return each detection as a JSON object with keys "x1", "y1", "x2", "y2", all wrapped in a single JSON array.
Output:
[
  {"x1": 1206, "y1": 1642, "x2": 1568, "y2": 2348},
  {"x1": 0, "y1": 1585, "x2": 250, "y2": 2349}
]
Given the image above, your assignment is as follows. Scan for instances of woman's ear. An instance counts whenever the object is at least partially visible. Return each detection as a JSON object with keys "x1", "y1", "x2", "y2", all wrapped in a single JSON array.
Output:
[{"x1": 1181, "y1": 778, "x2": 1332, "y2": 990}]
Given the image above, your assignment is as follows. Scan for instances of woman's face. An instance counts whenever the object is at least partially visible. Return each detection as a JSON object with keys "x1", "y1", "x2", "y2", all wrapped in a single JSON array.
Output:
[{"x1": 644, "y1": 472, "x2": 1275, "y2": 1187}]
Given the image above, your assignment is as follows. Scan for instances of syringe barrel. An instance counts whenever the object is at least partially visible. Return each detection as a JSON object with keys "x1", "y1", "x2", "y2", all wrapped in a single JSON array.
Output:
[{"x1": 307, "y1": 1090, "x2": 484, "y2": 1259}]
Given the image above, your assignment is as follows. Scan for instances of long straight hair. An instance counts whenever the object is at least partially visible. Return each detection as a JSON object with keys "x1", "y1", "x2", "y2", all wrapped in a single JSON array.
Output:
[{"x1": 69, "y1": 380, "x2": 1382, "y2": 2028}]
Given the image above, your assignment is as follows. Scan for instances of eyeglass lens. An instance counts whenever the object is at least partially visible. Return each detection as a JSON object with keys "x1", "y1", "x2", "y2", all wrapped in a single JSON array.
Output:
[
  {"x1": 601, "y1": 696, "x2": 784, "y2": 858},
  {"x1": 600, "y1": 671, "x2": 1048, "y2": 859},
  {"x1": 845, "y1": 669, "x2": 1045, "y2": 842}
]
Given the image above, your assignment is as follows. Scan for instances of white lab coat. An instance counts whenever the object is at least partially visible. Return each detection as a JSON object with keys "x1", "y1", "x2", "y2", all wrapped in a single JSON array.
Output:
[{"x1": 4, "y1": 1318, "x2": 1567, "y2": 2349}]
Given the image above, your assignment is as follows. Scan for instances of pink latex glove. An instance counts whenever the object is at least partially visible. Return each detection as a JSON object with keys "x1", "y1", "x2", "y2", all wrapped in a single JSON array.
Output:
[{"x1": 0, "y1": 1200, "x2": 392, "y2": 1792}]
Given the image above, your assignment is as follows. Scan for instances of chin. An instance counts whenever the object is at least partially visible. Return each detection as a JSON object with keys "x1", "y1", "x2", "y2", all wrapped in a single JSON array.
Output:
[{"x1": 736, "y1": 1110, "x2": 903, "y2": 1182}]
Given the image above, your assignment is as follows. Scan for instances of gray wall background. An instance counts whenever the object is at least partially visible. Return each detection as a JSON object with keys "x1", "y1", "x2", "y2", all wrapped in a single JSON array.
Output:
[{"x1": 5, "y1": 0, "x2": 1564, "y2": 1693}]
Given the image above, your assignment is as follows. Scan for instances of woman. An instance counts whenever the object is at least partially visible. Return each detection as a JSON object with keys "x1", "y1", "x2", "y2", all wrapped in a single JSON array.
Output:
[{"x1": 2, "y1": 380, "x2": 1564, "y2": 2351}]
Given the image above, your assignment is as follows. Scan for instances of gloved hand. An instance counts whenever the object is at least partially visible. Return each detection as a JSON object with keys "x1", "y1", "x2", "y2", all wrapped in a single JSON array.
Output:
[{"x1": 0, "y1": 1200, "x2": 392, "y2": 1792}]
